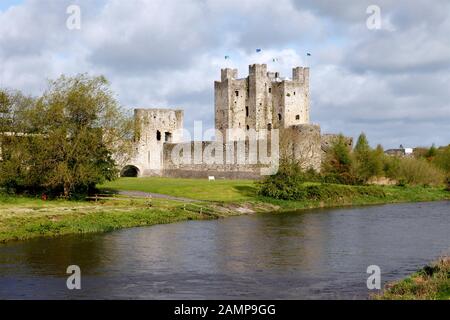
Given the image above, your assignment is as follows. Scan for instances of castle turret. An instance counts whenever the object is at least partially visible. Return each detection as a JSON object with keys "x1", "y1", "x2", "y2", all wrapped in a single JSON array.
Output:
[
  {"x1": 130, "y1": 108, "x2": 183, "y2": 176},
  {"x1": 292, "y1": 67, "x2": 310, "y2": 84},
  {"x1": 248, "y1": 64, "x2": 269, "y2": 133},
  {"x1": 215, "y1": 64, "x2": 310, "y2": 141},
  {"x1": 221, "y1": 68, "x2": 238, "y2": 81}
]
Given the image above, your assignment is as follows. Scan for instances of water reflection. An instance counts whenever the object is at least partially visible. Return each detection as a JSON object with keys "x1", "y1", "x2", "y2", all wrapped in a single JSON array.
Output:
[
  {"x1": 0, "y1": 234, "x2": 111, "y2": 277},
  {"x1": 0, "y1": 201, "x2": 449, "y2": 299}
]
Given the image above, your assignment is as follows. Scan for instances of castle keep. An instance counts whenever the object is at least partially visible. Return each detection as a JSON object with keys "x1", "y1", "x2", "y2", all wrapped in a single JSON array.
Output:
[
  {"x1": 215, "y1": 64, "x2": 310, "y2": 140},
  {"x1": 121, "y1": 64, "x2": 347, "y2": 178}
]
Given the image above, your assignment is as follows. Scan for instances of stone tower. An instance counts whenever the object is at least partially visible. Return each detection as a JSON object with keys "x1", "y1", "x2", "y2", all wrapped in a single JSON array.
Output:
[
  {"x1": 214, "y1": 64, "x2": 310, "y2": 141},
  {"x1": 124, "y1": 108, "x2": 183, "y2": 176}
]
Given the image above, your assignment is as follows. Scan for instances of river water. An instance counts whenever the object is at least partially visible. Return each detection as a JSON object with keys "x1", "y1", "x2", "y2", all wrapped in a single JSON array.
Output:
[{"x1": 0, "y1": 201, "x2": 449, "y2": 299}]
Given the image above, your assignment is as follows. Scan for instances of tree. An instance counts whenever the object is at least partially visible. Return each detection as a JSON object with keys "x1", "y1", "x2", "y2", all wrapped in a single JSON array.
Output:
[
  {"x1": 354, "y1": 132, "x2": 370, "y2": 155},
  {"x1": 322, "y1": 134, "x2": 356, "y2": 184},
  {"x1": 353, "y1": 133, "x2": 372, "y2": 181},
  {"x1": 425, "y1": 144, "x2": 437, "y2": 159},
  {"x1": 0, "y1": 75, "x2": 134, "y2": 198},
  {"x1": 353, "y1": 133, "x2": 384, "y2": 183},
  {"x1": 371, "y1": 144, "x2": 385, "y2": 177},
  {"x1": 0, "y1": 90, "x2": 9, "y2": 131},
  {"x1": 0, "y1": 89, "x2": 40, "y2": 193}
]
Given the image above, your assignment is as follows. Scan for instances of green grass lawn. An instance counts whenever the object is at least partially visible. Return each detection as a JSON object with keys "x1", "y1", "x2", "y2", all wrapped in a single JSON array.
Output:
[
  {"x1": 0, "y1": 193, "x2": 220, "y2": 243},
  {"x1": 99, "y1": 177, "x2": 257, "y2": 202},
  {"x1": 2, "y1": 178, "x2": 448, "y2": 244},
  {"x1": 100, "y1": 177, "x2": 450, "y2": 205}
]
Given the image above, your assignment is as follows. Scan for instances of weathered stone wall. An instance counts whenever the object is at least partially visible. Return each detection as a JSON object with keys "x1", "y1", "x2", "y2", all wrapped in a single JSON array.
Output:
[
  {"x1": 214, "y1": 72, "x2": 231, "y2": 138},
  {"x1": 248, "y1": 64, "x2": 267, "y2": 132},
  {"x1": 123, "y1": 108, "x2": 183, "y2": 176},
  {"x1": 161, "y1": 124, "x2": 322, "y2": 179},
  {"x1": 284, "y1": 67, "x2": 310, "y2": 126},
  {"x1": 162, "y1": 141, "x2": 272, "y2": 179},
  {"x1": 214, "y1": 64, "x2": 311, "y2": 141},
  {"x1": 281, "y1": 124, "x2": 322, "y2": 172},
  {"x1": 228, "y1": 78, "x2": 248, "y2": 140},
  {"x1": 271, "y1": 81, "x2": 284, "y2": 129}
]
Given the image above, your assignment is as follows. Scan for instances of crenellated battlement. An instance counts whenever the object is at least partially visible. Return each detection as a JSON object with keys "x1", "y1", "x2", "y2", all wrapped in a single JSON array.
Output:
[
  {"x1": 220, "y1": 68, "x2": 238, "y2": 81},
  {"x1": 292, "y1": 66, "x2": 310, "y2": 84},
  {"x1": 215, "y1": 64, "x2": 311, "y2": 141},
  {"x1": 248, "y1": 63, "x2": 268, "y2": 77}
]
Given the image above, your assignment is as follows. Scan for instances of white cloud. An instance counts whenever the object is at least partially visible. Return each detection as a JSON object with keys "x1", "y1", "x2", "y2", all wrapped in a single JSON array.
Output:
[{"x1": 0, "y1": 0, "x2": 449, "y2": 148}]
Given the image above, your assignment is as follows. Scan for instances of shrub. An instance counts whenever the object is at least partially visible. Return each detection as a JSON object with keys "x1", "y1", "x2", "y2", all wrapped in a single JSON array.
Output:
[
  {"x1": 383, "y1": 156, "x2": 401, "y2": 179},
  {"x1": 433, "y1": 145, "x2": 450, "y2": 174},
  {"x1": 322, "y1": 171, "x2": 361, "y2": 185},
  {"x1": 257, "y1": 159, "x2": 307, "y2": 200},
  {"x1": 304, "y1": 167, "x2": 322, "y2": 182},
  {"x1": 259, "y1": 175, "x2": 386, "y2": 201},
  {"x1": 394, "y1": 157, "x2": 445, "y2": 186},
  {"x1": 322, "y1": 134, "x2": 360, "y2": 185},
  {"x1": 297, "y1": 184, "x2": 386, "y2": 202}
]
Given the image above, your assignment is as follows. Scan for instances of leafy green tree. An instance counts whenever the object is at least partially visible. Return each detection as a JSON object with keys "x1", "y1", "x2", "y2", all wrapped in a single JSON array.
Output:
[
  {"x1": 322, "y1": 134, "x2": 357, "y2": 184},
  {"x1": 0, "y1": 75, "x2": 134, "y2": 198},
  {"x1": 38, "y1": 74, "x2": 135, "y2": 197},
  {"x1": 0, "y1": 90, "x2": 40, "y2": 192},
  {"x1": 0, "y1": 90, "x2": 9, "y2": 131},
  {"x1": 354, "y1": 132, "x2": 370, "y2": 155},
  {"x1": 425, "y1": 144, "x2": 437, "y2": 159},
  {"x1": 353, "y1": 133, "x2": 372, "y2": 181},
  {"x1": 371, "y1": 144, "x2": 385, "y2": 177},
  {"x1": 353, "y1": 133, "x2": 385, "y2": 183}
]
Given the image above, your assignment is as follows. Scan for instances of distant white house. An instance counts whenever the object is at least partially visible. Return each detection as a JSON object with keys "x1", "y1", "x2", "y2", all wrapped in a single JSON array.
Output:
[
  {"x1": 384, "y1": 144, "x2": 414, "y2": 157},
  {"x1": 404, "y1": 148, "x2": 413, "y2": 155}
]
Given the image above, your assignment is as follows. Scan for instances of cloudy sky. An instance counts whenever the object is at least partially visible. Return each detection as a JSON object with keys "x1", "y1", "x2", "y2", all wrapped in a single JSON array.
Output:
[{"x1": 1, "y1": 0, "x2": 449, "y2": 148}]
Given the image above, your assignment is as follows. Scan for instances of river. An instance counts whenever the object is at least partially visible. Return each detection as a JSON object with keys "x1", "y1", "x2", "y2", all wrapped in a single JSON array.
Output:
[{"x1": 0, "y1": 201, "x2": 449, "y2": 299}]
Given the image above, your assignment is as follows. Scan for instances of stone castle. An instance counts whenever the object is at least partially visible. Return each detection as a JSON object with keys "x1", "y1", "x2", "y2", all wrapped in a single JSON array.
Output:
[
  {"x1": 121, "y1": 64, "x2": 349, "y2": 178},
  {"x1": 215, "y1": 64, "x2": 310, "y2": 140}
]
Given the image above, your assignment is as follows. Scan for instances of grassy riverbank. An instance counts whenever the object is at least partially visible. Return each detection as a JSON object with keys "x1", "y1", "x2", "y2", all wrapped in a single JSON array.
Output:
[
  {"x1": 376, "y1": 258, "x2": 450, "y2": 300},
  {"x1": 1, "y1": 177, "x2": 449, "y2": 243},
  {"x1": 0, "y1": 195, "x2": 233, "y2": 243},
  {"x1": 100, "y1": 177, "x2": 450, "y2": 210}
]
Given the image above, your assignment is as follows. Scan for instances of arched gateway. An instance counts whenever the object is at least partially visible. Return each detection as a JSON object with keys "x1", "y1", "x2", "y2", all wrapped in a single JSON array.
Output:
[{"x1": 120, "y1": 165, "x2": 140, "y2": 177}]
